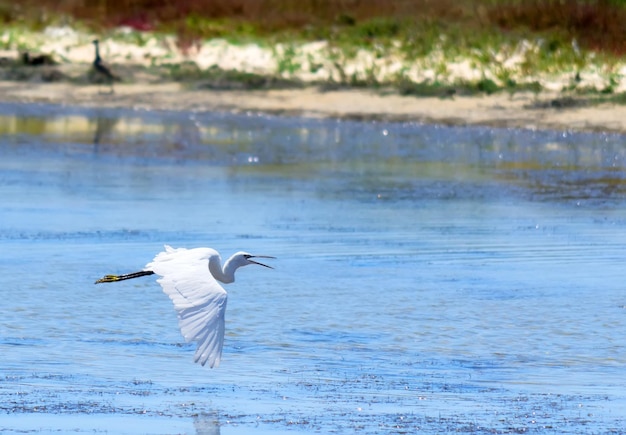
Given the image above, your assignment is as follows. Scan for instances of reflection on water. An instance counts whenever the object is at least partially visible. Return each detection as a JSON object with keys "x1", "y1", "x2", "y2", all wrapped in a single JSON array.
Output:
[
  {"x1": 1, "y1": 102, "x2": 625, "y2": 204},
  {"x1": 0, "y1": 102, "x2": 625, "y2": 434}
]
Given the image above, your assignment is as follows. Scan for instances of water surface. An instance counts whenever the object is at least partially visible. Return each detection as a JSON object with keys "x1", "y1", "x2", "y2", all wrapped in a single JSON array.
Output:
[{"x1": 0, "y1": 103, "x2": 625, "y2": 434}]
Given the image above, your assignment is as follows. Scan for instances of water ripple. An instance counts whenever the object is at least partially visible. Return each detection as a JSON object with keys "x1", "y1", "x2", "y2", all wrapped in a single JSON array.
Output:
[{"x1": 0, "y1": 103, "x2": 624, "y2": 433}]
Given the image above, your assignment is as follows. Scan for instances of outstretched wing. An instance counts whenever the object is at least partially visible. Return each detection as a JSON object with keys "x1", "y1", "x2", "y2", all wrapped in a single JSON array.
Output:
[{"x1": 146, "y1": 245, "x2": 227, "y2": 368}]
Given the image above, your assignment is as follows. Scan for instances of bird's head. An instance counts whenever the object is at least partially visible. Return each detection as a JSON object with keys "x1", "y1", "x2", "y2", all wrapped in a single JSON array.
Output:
[
  {"x1": 215, "y1": 251, "x2": 275, "y2": 284},
  {"x1": 237, "y1": 252, "x2": 275, "y2": 269},
  {"x1": 92, "y1": 39, "x2": 99, "y2": 45}
]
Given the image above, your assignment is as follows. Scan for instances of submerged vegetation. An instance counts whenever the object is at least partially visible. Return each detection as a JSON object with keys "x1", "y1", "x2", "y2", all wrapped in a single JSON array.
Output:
[{"x1": 0, "y1": 0, "x2": 625, "y2": 99}]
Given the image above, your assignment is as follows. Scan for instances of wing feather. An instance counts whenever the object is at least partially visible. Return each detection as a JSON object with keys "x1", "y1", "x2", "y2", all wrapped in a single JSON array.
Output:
[{"x1": 146, "y1": 245, "x2": 227, "y2": 368}]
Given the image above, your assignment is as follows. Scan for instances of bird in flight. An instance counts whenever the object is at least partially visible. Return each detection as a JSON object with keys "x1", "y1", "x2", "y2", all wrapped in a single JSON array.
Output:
[
  {"x1": 95, "y1": 245, "x2": 275, "y2": 368},
  {"x1": 92, "y1": 39, "x2": 120, "y2": 93}
]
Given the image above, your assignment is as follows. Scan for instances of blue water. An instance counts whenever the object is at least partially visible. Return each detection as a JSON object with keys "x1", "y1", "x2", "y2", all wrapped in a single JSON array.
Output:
[{"x1": 1, "y1": 103, "x2": 625, "y2": 434}]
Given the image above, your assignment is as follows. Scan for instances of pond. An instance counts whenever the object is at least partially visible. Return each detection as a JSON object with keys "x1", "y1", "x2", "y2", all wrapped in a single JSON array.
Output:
[{"x1": 0, "y1": 102, "x2": 625, "y2": 434}]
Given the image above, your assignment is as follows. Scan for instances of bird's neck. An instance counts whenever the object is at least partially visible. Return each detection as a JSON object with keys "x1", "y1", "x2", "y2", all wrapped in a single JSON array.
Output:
[
  {"x1": 209, "y1": 254, "x2": 237, "y2": 284},
  {"x1": 93, "y1": 44, "x2": 101, "y2": 61}
]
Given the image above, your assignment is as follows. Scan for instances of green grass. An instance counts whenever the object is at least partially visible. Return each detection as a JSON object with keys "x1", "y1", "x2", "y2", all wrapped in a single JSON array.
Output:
[
  {"x1": 166, "y1": 63, "x2": 301, "y2": 90},
  {"x1": 0, "y1": 0, "x2": 625, "y2": 99},
  {"x1": 3, "y1": 0, "x2": 625, "y2": 53}
]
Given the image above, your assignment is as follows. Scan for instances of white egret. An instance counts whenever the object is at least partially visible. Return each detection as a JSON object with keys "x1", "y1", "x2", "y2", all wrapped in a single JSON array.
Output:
[{"x1": 95, "y1": 245, "x2": 274, "y2": 368}]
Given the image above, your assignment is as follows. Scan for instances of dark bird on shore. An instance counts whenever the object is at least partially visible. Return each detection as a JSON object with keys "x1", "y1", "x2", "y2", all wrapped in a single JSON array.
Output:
[
  {"x1": 21, "y1": 52, "x2": 56, "y2": 66},
  {"x1": 92, "y1": 39, "x2": 120, "y2": 93}
]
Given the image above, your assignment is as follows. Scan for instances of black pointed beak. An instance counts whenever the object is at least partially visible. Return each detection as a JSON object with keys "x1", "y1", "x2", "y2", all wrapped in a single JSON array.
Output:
[{"x1": 248, "y1": 255, "x2": 275, "y2": 269}]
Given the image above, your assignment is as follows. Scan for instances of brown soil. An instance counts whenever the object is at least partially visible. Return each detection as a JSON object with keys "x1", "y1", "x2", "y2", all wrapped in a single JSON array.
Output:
[{"x1": 1, "y1": 80, "x2": 625, "y2": 133}]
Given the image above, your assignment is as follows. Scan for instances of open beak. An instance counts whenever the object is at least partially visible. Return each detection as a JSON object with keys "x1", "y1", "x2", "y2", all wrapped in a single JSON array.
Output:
[{"x1": 248, "y1": 255, "x2": 275, "y2": 269}]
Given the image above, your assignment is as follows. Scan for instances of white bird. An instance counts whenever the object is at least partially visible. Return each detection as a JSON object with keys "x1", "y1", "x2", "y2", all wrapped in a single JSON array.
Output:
[{"x1": 95, "y1": 245, "x2": 274, "y2": 368}]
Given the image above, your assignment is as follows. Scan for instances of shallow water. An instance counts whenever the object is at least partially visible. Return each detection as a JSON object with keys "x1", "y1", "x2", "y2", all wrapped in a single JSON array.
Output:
[{"x1": 0, "y1": 102, "x2": 625, "y2": 434}]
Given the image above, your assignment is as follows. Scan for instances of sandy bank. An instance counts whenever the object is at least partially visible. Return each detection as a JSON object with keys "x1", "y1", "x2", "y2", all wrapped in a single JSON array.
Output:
[
  {"x1": 1, "y1": 26, "x2": 625, "y2": 133},
  {"x1": 1, "y1": 80, "x2": 625, "y2": 134}
]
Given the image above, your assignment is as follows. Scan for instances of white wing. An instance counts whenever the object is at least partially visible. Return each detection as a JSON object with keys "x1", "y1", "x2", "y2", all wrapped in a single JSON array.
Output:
[{"x1": 146, "y1": 245, "x2": 227, "y2": 368}]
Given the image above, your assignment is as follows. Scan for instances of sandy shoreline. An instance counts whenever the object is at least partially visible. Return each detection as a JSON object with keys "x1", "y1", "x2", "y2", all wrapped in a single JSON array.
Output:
[
  {"x1": 1, "y1": 80, "x2": 625, "y2": 133},
  {"x1": 2, "y1": 25, "x2": 625, "y2": 133}
]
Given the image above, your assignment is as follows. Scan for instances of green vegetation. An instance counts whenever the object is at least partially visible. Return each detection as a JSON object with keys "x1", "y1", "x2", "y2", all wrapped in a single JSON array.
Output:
[
  {"x1": 166, "y1": 63, "x2": 300, "y2": 90},
  {"x1": 0, "y1": 0, "x2": 624, "y2": 100}
]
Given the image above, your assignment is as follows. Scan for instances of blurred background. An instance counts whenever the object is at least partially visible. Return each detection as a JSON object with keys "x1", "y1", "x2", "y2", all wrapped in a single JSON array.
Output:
[{"x1": 1, "y1": 0, "x2": 624, "y2": 55}]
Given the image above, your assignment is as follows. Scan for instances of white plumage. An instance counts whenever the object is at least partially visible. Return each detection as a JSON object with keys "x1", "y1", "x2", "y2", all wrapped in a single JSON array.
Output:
[
  {"x1": 95, "y1": 245, "x2": 274, "y2": 368},
  {"x1": 147, "y1": 246, "x2": 228, "y2": 368}
]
